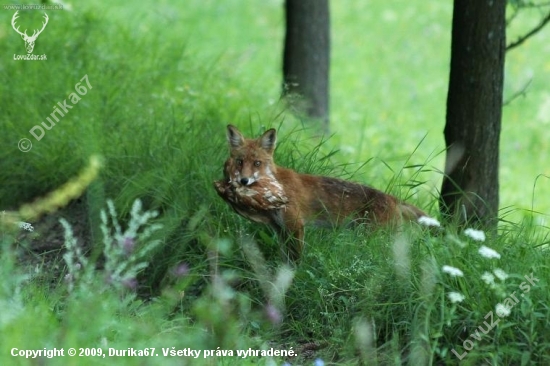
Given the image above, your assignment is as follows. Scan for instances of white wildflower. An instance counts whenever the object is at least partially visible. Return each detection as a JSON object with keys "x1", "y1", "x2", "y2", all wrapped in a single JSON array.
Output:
[
  {"x1": 446, "y1": 233, "x2": 467, "y2": 248},
  {"x1": 464, "y1": 228, "x2": 486, "y2": 242},
  {"x1": 493, "y1": 268, "x2": 508, "y2": 281},
  {"x1": 447, "y1": 291, "x2": 465, "y2": 303},
  {"x1": 481, "y1": 271, "x2": 495, "y2": 286},
  {"x1": 418, "y1": 216, "x2": 441, "y2": 227},
  {"x1": 478, "y1": 245, "x2": 501, "y2": 259},
  {"x1": 442, "y1": 265, "x2": 464, "y2": 277},
  {"x1": 495, "y1": 303, "x2": 511, "y2": 317},
  {"x1": 18, "y1": 222, "x2": 34, "y2": 232}
]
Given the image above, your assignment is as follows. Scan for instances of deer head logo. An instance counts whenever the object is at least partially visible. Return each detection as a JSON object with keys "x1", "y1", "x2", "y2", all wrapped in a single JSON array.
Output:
[{"x1": 11, "y1": 11, "x2": 49, "y2": 54}]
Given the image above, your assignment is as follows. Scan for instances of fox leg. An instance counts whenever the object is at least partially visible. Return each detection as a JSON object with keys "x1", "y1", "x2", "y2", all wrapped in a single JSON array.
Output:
[
  {"x1": 275, "y1": 226, "x2": 304, "y2": 264},
  {"x1": 287, "y1": 223, "x2": 305, "y2": 263},
  {"x1": 272, "y1": 210, "x2": 305, "y2": 264}
]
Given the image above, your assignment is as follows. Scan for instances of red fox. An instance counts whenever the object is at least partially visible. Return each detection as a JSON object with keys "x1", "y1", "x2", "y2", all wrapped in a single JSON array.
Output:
[{"x1": 214, "y1": 125, "x2": 429, "y2": 262}]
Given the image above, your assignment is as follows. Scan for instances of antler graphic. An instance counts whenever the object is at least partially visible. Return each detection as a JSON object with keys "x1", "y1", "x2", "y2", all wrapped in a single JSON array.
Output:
[
  {"x1": 11, "y1": 11, "x2": 49, "y2": 54},
  {"x1": 11, "y1": 11, "x2": 26, "y2": 37}
]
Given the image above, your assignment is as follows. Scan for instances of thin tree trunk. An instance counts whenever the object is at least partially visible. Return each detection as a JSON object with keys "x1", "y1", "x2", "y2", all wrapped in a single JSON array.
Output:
[
  {"x1": 283, "y1": 0, "x2": 330, "y2": 133},
  {"x1": 440, "y1": 0, "x2": 506, "y2": 230}
]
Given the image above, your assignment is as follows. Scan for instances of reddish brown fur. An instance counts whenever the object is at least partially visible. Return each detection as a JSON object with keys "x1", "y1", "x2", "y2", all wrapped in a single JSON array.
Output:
[{"x1": 214, "y1": 125, "x2": 428, "y2": 262}]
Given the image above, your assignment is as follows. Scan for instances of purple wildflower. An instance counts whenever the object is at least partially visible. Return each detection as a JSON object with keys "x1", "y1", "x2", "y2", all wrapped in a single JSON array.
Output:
[
  {"x1": 121, "y1": 277, "x2": 138, "y2": 290},
  {"x1": 265, "y1": 303, "x2": 283, "y2": 325},
  {"x1": 122, "y1": 236, "x2": 135, "y2": 256},
  {"x1": 171, "y1": 262, "x2": 190, "y2": 278}
]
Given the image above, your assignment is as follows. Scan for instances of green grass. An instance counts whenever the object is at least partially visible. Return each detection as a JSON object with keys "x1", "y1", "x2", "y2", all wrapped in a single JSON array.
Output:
[{"x1": 1, "y1": 0, "x2": 550, "y2": 365}]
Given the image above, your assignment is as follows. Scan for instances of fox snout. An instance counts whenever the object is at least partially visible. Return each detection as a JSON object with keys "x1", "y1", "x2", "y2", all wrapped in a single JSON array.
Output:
[{"x1": 239, "y1": 175, "x2": 257, "y2": 186}]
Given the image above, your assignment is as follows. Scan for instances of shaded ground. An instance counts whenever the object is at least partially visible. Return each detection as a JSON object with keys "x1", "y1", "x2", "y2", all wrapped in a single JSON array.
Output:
[
  {"x1": 10, "y1": 198, "x2": 331, "y2": 363},
  {"x1": 14, "y1": 198, "x2": 91, "y2": 288}
]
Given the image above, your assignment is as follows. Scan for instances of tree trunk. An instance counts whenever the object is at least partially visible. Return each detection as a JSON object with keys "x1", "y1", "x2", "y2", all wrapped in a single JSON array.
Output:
[
  {"x1": 283, "y1": 0, "x2": 330, "y2": 133},
  {"x1": 440, "y1": 0, "x2": 506, "y2": 230}
]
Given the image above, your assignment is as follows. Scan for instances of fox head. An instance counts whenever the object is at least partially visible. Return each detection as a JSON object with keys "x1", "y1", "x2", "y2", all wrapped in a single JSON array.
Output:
[{"x1": 226, "y1": 125, "x2": 277, "y2": 186}]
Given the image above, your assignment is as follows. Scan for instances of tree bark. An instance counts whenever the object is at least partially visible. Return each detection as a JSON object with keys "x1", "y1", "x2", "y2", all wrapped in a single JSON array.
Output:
[
  {"x1": 440, "y1": 0, "x2": 506, "y2": 230},
  {"x1": 283, "y1": 0, "x2": 330, "y2": 133}
]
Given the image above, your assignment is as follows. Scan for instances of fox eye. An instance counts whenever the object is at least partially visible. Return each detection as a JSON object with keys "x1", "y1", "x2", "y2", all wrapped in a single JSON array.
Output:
[
  {"x1": 254, "y1": 161, "x2": 261, "y2": 167},
  {"x1": 236, "y1": 159, "x2": 243, "y2": 166}
]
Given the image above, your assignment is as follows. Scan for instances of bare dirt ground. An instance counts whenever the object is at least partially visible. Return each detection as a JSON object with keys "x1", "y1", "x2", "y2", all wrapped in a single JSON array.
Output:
[{"x1": 14, "y1": 198, "x2": 90, "y2": 287}]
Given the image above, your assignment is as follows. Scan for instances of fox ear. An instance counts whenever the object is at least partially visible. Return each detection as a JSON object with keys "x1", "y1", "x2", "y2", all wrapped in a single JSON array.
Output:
[
  {"x1": 259, "y1": 128, "x2": 277, "y2": 152},
  {"x1": 227, "y1": 125, "x2": 245, "y2": 149}
]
